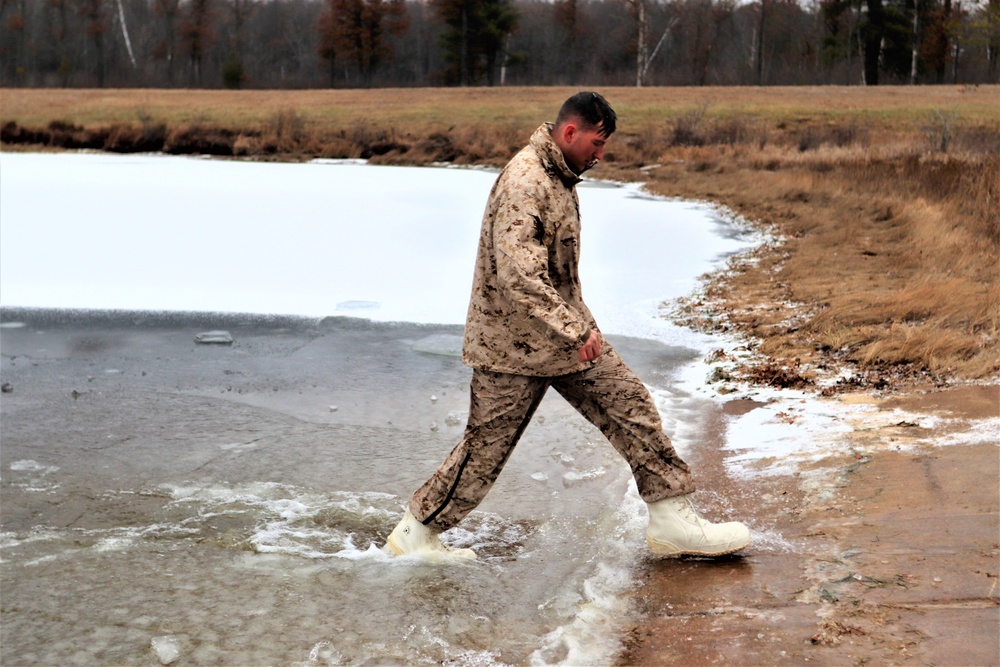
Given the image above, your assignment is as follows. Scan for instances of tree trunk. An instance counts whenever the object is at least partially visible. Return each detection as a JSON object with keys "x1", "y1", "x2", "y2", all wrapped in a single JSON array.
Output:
[
  {"x1": 635, "y1": 0, "x2": 647, "y2": 86},
  {"x1": 500, "y1": 32, "x2": 510, "y2": 84},
  {"x1": 951, "y1": 0, "x2": 961, "y2": 83},
  {"x1": 755, "y1": 0, "x2": 767, "y2": 85},
  {"x1": 909, "y1": 0, "x2": 920, "y2": 84},
  {"x1": 116, "y1": 0, "x2": 137, "y2": 70},
  {"x1": 863, "y1": 0, "x2": 884, "y2": 85},
  {"x1": 460, "y1": 5, "x2": 468, "y2": 86},
  {"x1": 990, "y1": 0, "x2": 1000, "y2": 82}
]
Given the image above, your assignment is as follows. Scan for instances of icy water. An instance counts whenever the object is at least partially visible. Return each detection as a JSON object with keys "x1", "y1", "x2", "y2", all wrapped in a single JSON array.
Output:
[{"x1": 0, "y1": 154, "x2": 757, "y2": 666}]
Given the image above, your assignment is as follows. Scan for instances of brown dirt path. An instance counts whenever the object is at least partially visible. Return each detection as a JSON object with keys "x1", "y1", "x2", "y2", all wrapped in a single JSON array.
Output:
[{"x1": 621, "y1": 385, "x2": 999, "y2": 666}]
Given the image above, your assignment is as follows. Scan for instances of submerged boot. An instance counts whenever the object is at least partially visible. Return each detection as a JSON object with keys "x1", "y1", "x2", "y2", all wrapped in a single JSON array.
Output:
[
  {"x1": 646, "y1": 495, "x2": 750, "y2": 557},
  {"x1": 386, "y1": 509, "x2": 477, "y2": 560}
]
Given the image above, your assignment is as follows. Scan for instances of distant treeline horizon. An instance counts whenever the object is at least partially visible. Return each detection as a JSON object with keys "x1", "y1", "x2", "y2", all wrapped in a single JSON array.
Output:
[{"x1": 2, "y1": 0, "x2": 998, "y2": 90}]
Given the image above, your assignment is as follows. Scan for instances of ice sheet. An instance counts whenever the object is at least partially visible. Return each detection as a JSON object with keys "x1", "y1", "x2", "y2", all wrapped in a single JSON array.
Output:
[{"x1": 0, "y1": 153, "x2": 753, "y2": 345}]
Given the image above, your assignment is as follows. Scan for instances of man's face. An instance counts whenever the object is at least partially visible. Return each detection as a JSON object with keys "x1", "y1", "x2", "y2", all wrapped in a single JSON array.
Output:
[{"x1": 560, "y1": 123, "x2": 610, "y2": 175}]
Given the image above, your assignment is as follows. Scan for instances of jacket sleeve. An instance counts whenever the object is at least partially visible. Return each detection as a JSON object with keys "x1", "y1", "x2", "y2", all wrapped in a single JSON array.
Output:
[{"x1": 492, "y1": 183, "x2": 592, "y2": 349}]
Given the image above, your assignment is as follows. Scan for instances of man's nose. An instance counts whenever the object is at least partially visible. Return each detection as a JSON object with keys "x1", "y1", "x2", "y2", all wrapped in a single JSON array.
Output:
[{"x1": 595, "y1": 145, "x2": 605, "y2": 160}]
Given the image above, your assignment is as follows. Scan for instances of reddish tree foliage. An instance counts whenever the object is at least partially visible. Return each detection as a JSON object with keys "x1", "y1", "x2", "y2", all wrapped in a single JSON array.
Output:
[
  {"x1": 153, "y1": 0, "x2": 181, "y2": 84},
  {"x1": 75, "y1": 0, "x2": 109, "y2": 85},
  {"x1": 316, "y1": 0, "x2": 339, "y2": 86},
  {"x1": 6, "y1": 10, "x2": 23, "y2": 31},
  {"x1": 318, "y1": 0, "x2": 407, "y2": 86},
  {"x1": 181, "y1": 0, "x2": 215, "y2": 85}
]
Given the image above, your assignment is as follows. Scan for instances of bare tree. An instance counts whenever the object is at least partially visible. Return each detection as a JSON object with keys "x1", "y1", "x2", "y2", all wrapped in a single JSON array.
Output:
[
  {"x1": 48, "y1": 0, "x2": 75, "y2": 85},
  {"x1": 153, "y1": 0, "x2": 180, "y2": 84},
  {"x1": 861, "y1": 0, "x2": 885, "y2": 84},
  {"x1": 626, "y1": 0, "x2": 677, "y2": 85},
  {"x1": 754, "y1": 0, "x2": 768, "y2": 83},
  {"x1": 181, "y1": 0, "x2": 215, "y2": 86},
  {"x1": 553, "y1": 0, "x2": 580, "y2": 64},
  {"x1": 2, "y1": 0, "x2": 28, "y2": 84},
  {"x1": 76, "y1": 0, "x2": 110, "y2": 86},
  {"x1": 988, "y1": 0, "x2": 1000, "y2": 79},
  {"x1": 317, "y1": 0, "x2": 338, "y2": 85},
  {"x1": 115, "y1": 0, "x2": 136, "y2": 70},
  {"x1": 227, "y1": 0, "x2": 255, "y2": 54}
]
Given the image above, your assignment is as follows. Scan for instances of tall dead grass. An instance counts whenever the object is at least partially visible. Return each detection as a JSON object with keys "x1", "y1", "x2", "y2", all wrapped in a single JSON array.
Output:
[{"x1": 654, "y1": 119, "x2": 998, "y2": 388}]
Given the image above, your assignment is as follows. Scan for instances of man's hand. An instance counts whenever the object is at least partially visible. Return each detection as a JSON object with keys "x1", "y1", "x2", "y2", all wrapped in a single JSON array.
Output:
[{"x1": 578, "y1": 330, "x2": 601, "y2": 362}]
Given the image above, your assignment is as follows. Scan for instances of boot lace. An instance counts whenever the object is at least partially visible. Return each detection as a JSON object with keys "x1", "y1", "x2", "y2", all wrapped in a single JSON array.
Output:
[{"x1": 677, "y1": 496, "x2": 710, "y2": 537}]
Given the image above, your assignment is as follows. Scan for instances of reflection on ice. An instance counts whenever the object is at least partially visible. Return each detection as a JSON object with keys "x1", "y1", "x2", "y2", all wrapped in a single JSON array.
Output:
[
  {"x1": 335, "y1": 300, "x2": 381, "y2": 311},
  {"x1": 411, "y1": 333, "x2": 465, "y2": 357}
]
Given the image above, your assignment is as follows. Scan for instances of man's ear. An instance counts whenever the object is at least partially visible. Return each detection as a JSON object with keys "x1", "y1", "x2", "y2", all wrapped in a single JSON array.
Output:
[{"x1": 561, "y1": 122, "x2": 578, "y2": 144}]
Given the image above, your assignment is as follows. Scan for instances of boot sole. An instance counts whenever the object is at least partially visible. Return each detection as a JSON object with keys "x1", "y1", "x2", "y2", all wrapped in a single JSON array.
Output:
[
  {"x1": 646, "y1": 536, "x2": 750, "y2": 558},
  {"x1": 385, "y1": 534, "x2": 476, "y2": 560},
  {"x1": 386, "y1": 534, "x2": 404, "y2": 556}
]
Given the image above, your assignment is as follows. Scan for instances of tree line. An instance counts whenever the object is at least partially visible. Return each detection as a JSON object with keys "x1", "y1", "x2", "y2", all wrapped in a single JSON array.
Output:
[{"x1": 2, "y1": 0, "x2": 998, "y2": 89}]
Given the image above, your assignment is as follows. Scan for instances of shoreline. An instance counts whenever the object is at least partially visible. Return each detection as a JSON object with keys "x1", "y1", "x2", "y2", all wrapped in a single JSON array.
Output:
[{"x1": 623, "y1": 295, "x2": 999, "y2": 664}]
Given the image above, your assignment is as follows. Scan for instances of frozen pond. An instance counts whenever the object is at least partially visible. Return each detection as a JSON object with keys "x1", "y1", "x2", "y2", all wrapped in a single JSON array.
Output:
[
  {"x1": 1, "y1": 153, "x2": 760, "y2": 666},
  {"x1": 1, "y1": 153, "x2": 748, "y2": 342}
]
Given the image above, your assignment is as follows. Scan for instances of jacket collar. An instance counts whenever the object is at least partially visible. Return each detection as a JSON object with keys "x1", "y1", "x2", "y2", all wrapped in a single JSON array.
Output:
[{"x1": 531, "y1": 123, "x2": 582, "y2": 188}]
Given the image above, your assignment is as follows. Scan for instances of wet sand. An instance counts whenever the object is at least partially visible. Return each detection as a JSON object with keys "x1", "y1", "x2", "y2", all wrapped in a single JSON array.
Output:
[
  {"x1": 622, "y1": 384, "x2": 999, "y2": 666},
  {"x1": 1, "y1": 310, "x2": 996, "y2": 665}
]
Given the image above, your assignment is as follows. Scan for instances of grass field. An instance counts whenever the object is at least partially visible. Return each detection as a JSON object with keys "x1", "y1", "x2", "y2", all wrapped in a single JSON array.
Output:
[
  {"x1": 3, "y1": 86, "x2": 999, "y2": 129},
  {"x1": 3, "y1": 86, "x2": 998, "y2": 391}
]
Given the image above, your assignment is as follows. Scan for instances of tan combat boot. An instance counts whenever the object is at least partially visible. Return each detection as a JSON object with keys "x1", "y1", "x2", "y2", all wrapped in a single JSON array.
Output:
[
  {"x1": 646, "y1": 495, "x2": 750, "y2": 557},
  {"x1": 386, "y1": 508, "x2": 477, "y2": 560}
]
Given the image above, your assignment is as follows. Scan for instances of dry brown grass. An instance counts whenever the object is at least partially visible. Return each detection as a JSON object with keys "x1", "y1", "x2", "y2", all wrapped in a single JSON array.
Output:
[
  {"x1": 3, "y1": 86, "x2": 998, "y2": 391},
  {"x1": 4, "y1": 86, "x2": 998, "y2": 144},
  {"x1": 660, "y1": 139, "x2": 998, "y2": 389}
]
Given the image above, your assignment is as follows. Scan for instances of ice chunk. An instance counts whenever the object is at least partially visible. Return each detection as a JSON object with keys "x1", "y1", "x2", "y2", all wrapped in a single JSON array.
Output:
[
  {"x1": 150, "y1": 636, "x2": 180, "y2": 665},
  {"x1": 10, "y1": 460, "x2": 59, "y2": 475},
  {"x1": 411, "y1": 334, "x2": 463, "y2": 357},
  {"x1": 194, "y1": 330, "x2": 233, "y2": 345},
  {"x1": 562, "y1": 467, "x2": 608, "y2": 484}
]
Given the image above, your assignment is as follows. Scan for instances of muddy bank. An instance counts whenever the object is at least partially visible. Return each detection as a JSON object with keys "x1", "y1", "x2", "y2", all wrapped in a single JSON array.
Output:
[
  {"x1": 621, "y1": 384, "x2": 999, "y2": 667},
  {"x1": 0, "y1": 119, "x2": 460, "y2": 162}
]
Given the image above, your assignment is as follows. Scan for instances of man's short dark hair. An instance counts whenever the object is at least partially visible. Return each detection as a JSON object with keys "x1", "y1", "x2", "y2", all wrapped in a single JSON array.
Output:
[{"x1": 556, "y1": 91, "x2": 617, "y2": 137}]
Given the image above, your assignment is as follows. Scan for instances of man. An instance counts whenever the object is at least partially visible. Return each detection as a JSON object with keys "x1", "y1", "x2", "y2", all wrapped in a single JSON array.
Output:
[{"x1": 386, "y1": 92, "x2": 750, "y2": 560}]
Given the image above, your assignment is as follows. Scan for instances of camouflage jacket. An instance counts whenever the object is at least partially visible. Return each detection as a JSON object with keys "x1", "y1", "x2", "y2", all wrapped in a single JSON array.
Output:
[{"x1": 462, "y1": 123, "x2": 603, "y2": 377}]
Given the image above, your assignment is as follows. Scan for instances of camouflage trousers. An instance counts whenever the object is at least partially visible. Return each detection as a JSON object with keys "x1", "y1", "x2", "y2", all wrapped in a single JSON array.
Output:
[{"x1": 409, "y1": 346, "x2": 696, "y2": 531}]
